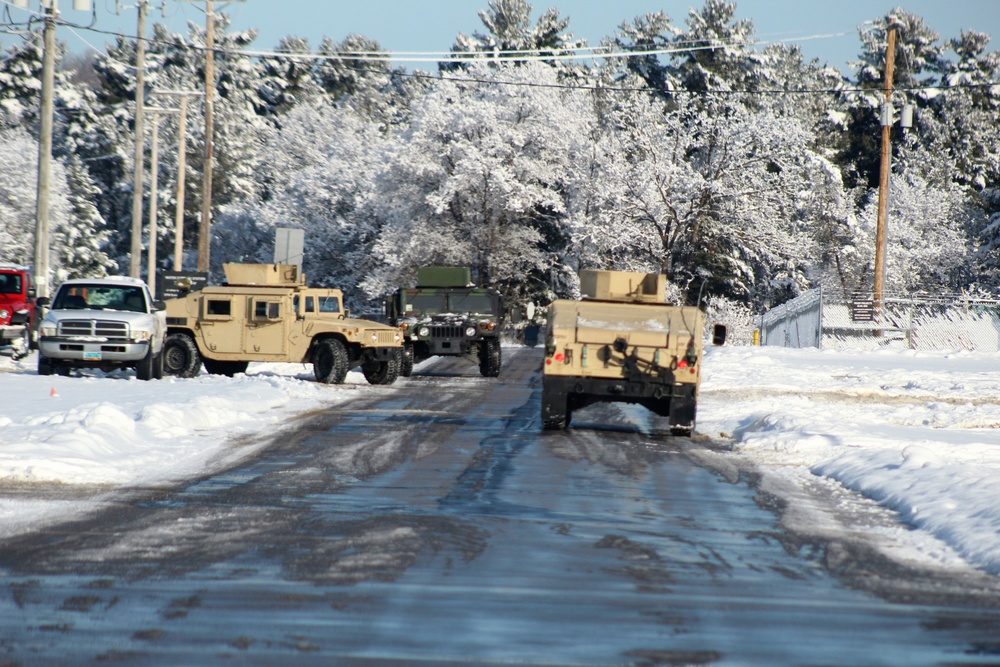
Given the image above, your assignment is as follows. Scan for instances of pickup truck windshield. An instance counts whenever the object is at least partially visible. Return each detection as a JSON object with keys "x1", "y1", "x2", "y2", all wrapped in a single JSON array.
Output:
[{"x1": 53, "y1": 285, "x2": 147, "y2": 312}]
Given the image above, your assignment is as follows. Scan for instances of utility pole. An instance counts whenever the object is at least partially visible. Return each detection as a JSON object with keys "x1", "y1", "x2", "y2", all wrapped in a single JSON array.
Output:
[
  {"x1": 128, "y1": 0, "x2": 149, "y2": 279},
  {"x1": 155, "y1": 90, "x2": 201, "y2": 271},
  {"x1": 873, "y1": 17, "x2": 899, "y2": 305},
  {"x1": 32, "y1": 1, "x2": 57, "y2": 299},
  {"x1": 143, "y1": 105, "x2": 181, "y2": 286},
  {"x1": 198, "y1": 0, "x2": 215, "y2": 272},
  {"x1": 16, "y1": 0, "x2": 91, "y2": 297}
]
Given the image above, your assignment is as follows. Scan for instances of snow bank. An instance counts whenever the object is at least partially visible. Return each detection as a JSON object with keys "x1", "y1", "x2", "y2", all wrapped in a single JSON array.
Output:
[
  {"x1": 699, "y1": 346, "x2": 1000, "y2": 575},
  {"x1": 0, "y1": 354, "x2": 364, "y2": 537}
]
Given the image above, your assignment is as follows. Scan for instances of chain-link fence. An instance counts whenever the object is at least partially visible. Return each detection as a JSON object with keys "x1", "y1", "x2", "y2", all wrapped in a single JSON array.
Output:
[{"x1": 761, "y1": 289, "x2": 1000, "y2": 351}]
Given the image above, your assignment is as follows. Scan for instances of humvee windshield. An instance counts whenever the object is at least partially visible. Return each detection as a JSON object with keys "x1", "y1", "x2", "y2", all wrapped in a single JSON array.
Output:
[
  {"x1": 449, "y1": 293, "x2": 495, "y2": 314},
  {"x1": 318, "y1": 296, "x2": 340, "y2": 313},
  {"x1": 53, "y1": 284, "x2": 147, "y2": 312},
  {"x1": 406, "y1": 294, "x2": 447, "y2": 315}
]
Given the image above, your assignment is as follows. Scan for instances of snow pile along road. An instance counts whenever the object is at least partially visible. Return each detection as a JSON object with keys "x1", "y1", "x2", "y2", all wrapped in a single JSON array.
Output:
[
  {"x1": 698, "y1": 346, "x2": 1000, "y2": 576},
  {"x1": 0, "y1": 354, "x2": 367, "y2": 537}
]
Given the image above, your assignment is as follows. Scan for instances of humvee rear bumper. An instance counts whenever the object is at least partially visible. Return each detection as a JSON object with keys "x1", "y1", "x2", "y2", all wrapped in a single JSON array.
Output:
[{"x1": 542, "y1": 375, "x2": 697, "y2": 430}]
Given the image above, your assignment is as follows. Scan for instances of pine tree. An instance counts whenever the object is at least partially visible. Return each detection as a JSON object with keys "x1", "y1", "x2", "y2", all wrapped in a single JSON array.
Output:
[
  {"x1": 53, "y1": 155, "x2": 114, "y2": 280},
  {"x1": 445, "y1": 0, "x2": 585, "y2": 71}
]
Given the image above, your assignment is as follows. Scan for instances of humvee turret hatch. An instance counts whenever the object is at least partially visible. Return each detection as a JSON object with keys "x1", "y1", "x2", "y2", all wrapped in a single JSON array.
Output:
[{"x1": 163, "y1": 263, "x2": 404, "y2": 384}]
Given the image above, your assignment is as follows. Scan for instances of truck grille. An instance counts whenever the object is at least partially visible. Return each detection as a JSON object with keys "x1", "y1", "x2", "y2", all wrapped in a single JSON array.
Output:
[
  {"x1": 374, "y1": 330, "x2": 399, "y2": 346},
  {"x1": 59, "y1": 319, "x2": 129, "y2": 340},
  {"x1": 430, "y1": 325, "x2": 463, "y2": 339}
]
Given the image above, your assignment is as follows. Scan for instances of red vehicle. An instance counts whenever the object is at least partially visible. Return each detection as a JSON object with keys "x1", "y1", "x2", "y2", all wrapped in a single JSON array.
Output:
[{"x1": 0, "y1": 264, "x2": 38, "y2": 360}]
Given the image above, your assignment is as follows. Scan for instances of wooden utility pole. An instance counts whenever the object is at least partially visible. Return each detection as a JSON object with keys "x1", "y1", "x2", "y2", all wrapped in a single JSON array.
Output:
[
  {"x1": 128, "y1": 0, "x2": 148, "y2": 279},
  {"x1": 197, "y1": 0, "x2": 215, "y2": 272},
  {"x1": 873, "y1": 18, "x2": 899, "y2": 304},
  {"x1": 32, "y1": 1, "x2": 57, "y2": 298}
]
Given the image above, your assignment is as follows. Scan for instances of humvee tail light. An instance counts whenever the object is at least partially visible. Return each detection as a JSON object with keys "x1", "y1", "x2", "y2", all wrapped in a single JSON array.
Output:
[
  {"x1": 677, "y1": 359, "x2": 688, "y2": 369},
  {"x1": 555, "y1": 352, "x2": 565, "y2": 362}
]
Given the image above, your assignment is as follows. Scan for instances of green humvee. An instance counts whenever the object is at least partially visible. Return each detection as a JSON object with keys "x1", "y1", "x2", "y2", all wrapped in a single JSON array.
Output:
[{"x1": 385, "y1": 266, "x2": 504, "y2": 377}]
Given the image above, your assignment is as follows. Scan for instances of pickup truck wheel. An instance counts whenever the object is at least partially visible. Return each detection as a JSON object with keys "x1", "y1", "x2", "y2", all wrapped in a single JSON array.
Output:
[
  {"x1": 314, "y1": 338, "x2": 349, "y2": 384},
  {"x1": 136, "y1": 347, "x2": 156, "y2": 381},
  {"x1": 362, "y1": 349, "x2": 401, "y2": 385},
  {"x1": 479, "y1": 337, "x2": 501, "y2": 377},
  {"x1": 37, "y1": 353, "x2": 54, "y2": 376},
  {"x1": 163, "y1": 333, "x2": 201, "y2": 378}
]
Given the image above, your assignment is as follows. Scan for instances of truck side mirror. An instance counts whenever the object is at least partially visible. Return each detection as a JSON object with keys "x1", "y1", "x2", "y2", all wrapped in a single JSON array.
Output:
[
  {"x1": 153, "y1": 300, "x2": 167, "y2": 312},
  {"x1": 712, "y1": 324, "x2": 727, "y2": 346},
  {"x1": 36, "y1": 296, "x2": 50, "y2": 307}
]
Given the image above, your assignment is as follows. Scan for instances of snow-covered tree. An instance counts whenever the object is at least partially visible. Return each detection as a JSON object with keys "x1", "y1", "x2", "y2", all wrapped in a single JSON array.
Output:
[
  {"x1": 362, "y1": 62, "x2": 593, "y2": 304},
  {"x1": 0, "y1": 31, "x2": 45, "y2": 128},
  {"x1": 53, "y1": 155, "x2": 114, "y2": 280},
  {"x1": 0, "y1": 126, "x2": 71, "y2": 278},
  {"x1": 605, "y1": 12, "x2": 680, "y2": 94},
  {"x1": 570, "y1": 89, "x2": 826, "y2": 306},
  {"x1": 445, "y1": 0, "x2": 586, "y2": 71},
  {"x1": 256, "y1": 36, "x2": 321, "y2": 119}
]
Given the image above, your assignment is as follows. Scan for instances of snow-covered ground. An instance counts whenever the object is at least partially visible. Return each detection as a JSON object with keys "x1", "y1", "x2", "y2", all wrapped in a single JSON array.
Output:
[{"x1": 2, "y1": 344, "x2": 1000, "y2": 580}]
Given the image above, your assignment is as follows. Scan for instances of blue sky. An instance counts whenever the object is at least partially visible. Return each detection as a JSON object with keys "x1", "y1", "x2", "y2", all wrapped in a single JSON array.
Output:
[{"x1": 5, "y1": 0, "x2": 1000, "y2": 74}]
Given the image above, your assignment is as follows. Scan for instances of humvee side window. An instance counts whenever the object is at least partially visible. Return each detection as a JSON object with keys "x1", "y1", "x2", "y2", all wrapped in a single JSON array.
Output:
[
  {"x1": 205, "y1": 299, "x2": 232, "y2": 320},
  {"x1": 254, "y1": 301, "x2": 281, "y2": 320},
  {"x1": 305, "y1": 296, "x2": 315, "y2": 312},
  {"x1": 318, "y1": 296, "x2": 339, "y2": 313}
]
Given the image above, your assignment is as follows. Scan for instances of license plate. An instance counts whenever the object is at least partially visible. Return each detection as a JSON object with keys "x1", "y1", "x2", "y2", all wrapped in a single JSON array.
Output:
[{"x1": 83, "y1": 351, "x2": 102, "y2": 361}]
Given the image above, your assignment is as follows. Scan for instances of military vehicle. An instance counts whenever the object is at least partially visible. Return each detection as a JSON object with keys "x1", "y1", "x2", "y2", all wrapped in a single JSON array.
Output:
[
  {"x1": 163, "y1": 263, "x2": 404, "y2": 385},
  {"x1": 542, "y1": 269, "x2": 725, "y2": 435},
  {"x1": 385, "y1": 266, "x2": 504, "y2": 377}
]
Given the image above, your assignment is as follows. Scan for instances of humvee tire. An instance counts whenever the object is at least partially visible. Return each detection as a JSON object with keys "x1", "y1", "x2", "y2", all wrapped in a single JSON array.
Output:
[
  {"x1": 202, "y1": 359, "x2": 249, "y2": 376},
  {"x1": 362, "y1": 348, "x2": 402, "y2": 385},
  {"x1": 541, "y1": 385, "x2": 569, "y2": 430},
  {"x1": 163, "y1": 333, "x2": 201, "y2": 378},
  {"x1": 400, "y1": 343, "x2": 414, "y2": 377},
  {"x1": 314, "y1": 338, "x2": 349, "y2": 384},
  {"x1": 479, "y1": 338, "x2": 501, "y2": 378}
]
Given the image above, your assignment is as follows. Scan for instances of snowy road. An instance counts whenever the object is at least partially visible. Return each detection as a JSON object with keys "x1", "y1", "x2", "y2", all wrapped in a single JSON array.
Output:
[{"x1": 1, "y1": 347, "x2": 1000, "y2": 665}]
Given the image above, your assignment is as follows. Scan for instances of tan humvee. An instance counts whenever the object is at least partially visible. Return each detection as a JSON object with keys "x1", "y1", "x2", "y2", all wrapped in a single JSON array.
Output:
[
  {"x1": 163, "y1": 263, "x2": 404, "y2": 384},
  {"x1": 542, "y1": 270, "x2": 725, "y2": 435}
]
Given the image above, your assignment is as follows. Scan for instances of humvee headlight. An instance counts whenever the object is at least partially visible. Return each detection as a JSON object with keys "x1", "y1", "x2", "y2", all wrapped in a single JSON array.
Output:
[
  {"x1": 465, "y1": 326, "x2": 476, "y2": 337},
  {"x1": 418, "y1": 326, "x2": 430, "y2": 337},
  {"x1": 371, "y1": 332, "x2": 378, "y2": 342}
]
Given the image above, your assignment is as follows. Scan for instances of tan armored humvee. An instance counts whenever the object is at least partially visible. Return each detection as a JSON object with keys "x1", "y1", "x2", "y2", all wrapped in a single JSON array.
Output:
[
  {"x1": 542, "y1": 269, "x2": 725, "y2": 435},
  {"x1": 163, "y1": 263, "x2": 404, "y2": 384}
]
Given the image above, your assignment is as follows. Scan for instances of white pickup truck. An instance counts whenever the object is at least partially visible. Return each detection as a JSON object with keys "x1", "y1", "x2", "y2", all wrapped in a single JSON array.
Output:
[{"x1": 36, "y1": 276, "x2": 167, "y2": 380}]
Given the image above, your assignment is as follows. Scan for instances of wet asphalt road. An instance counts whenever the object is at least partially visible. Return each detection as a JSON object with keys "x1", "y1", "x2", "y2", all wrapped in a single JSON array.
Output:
[{"x1": 2, "y1": 347, "x2": 1000, "y2": 666}]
